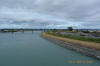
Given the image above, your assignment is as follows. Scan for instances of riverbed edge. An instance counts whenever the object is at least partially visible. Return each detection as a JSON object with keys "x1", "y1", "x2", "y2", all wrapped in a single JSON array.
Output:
[{"x1": 41, "y1": 32, "x2": 100, "y2": 60}]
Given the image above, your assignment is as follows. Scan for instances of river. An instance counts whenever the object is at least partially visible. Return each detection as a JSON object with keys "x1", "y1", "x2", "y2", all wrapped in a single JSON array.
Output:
[{"x1": 0, "y1": 31, "x2": 99, "y2": 66}]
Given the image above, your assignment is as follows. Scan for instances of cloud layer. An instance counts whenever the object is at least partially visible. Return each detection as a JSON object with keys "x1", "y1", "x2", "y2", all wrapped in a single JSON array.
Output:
[{"x1": 0, "y1": 0, "x2": 100, "y2": 29}]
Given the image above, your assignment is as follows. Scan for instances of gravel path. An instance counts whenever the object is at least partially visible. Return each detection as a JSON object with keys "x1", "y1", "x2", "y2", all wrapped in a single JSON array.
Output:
[{"x1": 42, "y1": 36, "x2": 100, "y2": 60}]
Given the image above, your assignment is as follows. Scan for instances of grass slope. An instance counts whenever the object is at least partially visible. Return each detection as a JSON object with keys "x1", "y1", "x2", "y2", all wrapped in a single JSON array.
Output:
[{"x1": 46, "y1": 32, "x2": 100, "y2": 43}]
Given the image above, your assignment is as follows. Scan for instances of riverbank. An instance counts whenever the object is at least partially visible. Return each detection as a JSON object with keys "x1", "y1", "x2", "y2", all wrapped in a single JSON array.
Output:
[{"x1": 42, "y1": 32, "x2": 100, "y2": 60}]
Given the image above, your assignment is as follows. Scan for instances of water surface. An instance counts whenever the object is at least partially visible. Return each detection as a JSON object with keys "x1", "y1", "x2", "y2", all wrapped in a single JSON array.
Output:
[{"x1": 0, "y1": 31, "x2": 99, "y2": 66}]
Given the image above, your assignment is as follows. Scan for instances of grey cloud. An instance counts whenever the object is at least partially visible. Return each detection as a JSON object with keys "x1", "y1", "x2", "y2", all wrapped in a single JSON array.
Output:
[{"x1": 0, "y1": 0, "x2": 100, "y2": 29}]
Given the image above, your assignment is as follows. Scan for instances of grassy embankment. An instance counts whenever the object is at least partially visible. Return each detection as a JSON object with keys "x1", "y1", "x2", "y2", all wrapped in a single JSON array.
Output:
[
  {"x1": 42, "y1": 32, "x2": 100, "y2": 50},
  {"x1": 45, "y1": 32, "x2": 100, "y2": 43}
]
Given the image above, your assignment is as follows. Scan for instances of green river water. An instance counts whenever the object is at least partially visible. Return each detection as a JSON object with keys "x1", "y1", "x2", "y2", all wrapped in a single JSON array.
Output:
[{"x1": 0, "y1": 31, "x2": 99, "y2": 66}]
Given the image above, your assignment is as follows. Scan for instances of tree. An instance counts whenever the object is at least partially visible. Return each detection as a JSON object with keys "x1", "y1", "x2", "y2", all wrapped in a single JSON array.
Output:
[{"x1": 68, "y1": 27, "x2": 73, "y2": 31}]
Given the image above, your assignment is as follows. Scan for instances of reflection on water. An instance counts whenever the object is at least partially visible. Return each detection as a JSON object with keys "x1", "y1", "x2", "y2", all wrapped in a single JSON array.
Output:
[{"x1": 0, "y1": 31, "x2": 99, "y2": 66}]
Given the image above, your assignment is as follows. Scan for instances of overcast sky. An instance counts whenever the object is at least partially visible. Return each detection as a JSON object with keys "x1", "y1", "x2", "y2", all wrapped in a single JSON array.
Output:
[{"x1": 0, "y1": 0, "x2": 100, "y2": 29}]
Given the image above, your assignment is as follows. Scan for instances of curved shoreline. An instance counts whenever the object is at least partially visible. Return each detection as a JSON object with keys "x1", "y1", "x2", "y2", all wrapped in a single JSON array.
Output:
[
  {"x1": 42, "y1": 32, "x2": 100, "y2": 50},
  {"x1": 41, "y1": 32, "x2": 100, "y2": 60}
]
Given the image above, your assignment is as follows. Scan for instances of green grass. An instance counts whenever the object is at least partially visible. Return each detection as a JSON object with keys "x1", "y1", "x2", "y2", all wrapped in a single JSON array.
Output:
[{"x1": 45, "y1": 32, "x2": 100, "y2": 43}]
